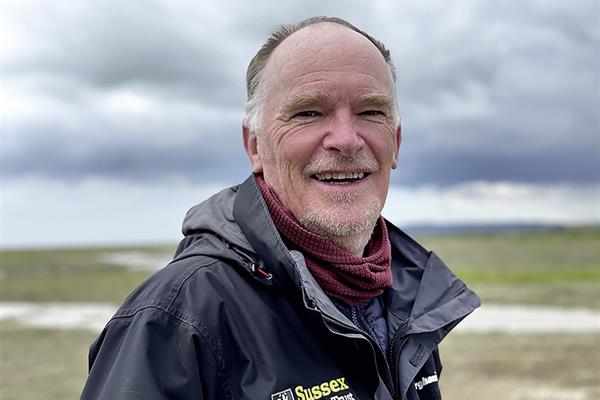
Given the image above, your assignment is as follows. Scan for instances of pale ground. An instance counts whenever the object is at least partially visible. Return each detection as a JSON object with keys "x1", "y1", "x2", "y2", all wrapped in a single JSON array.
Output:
[
  {"x1": 100, "y1": 251, "x2": 173, "y2": 271},
  {"x1": 1, "y1": 302, "x2": 598, "y2": 334}
]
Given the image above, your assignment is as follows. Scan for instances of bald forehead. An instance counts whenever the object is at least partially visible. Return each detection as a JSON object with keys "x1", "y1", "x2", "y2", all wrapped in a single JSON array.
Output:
[
  {"x1": 264, "y1": 23, "x2": 394, "y2": 86},
  {"x1": 276, "y1": 22, "x2": 379, "y2": 55}
]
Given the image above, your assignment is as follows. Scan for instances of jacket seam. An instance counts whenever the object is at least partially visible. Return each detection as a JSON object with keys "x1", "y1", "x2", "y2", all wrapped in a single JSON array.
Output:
[
  {"x1": 166, "y1": 259, "x2": 220, "y2": 309},
  {"x1": 113, "y1": 259, "x2": 221, "y2": 317},
  {"x1": 108, "y1": 305, "x2": 224, "y2": 370},
  {"x1": 108, "y1": 260, "x2": 225, "y2": 370},
  {"x1": 107, "y1": 304, "x2": 233, "y2": 398},
  {"x1": 106, "y1": 259, "x2": 238, "y2": 400}
]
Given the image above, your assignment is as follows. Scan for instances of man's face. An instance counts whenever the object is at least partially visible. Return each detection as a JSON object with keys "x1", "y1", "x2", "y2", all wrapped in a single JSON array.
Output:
[{"x1": 244, "y1": 24, "x2": 400, "y2": 252}]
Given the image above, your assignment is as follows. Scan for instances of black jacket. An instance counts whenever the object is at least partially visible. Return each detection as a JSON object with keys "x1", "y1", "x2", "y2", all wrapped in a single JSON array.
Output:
[{"x1": 81, "y1": 175, "x2": 480, "y2": 400}]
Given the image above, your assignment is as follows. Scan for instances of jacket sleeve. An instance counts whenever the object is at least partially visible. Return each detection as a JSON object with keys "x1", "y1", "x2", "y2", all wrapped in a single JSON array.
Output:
[{"x1": 81, "y1": 307, "x2": 224, "y2": 400}]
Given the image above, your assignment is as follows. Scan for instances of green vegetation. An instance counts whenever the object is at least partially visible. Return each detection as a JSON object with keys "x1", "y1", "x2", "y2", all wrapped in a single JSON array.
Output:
[
  {"x1": 1, "y1": 227, "x2": 598, "y2": 306},
  {"x1": 473, "y1": 282, "x2": 600, "y2": 309},
  {"x1": 0, "y1": 244, "x2": 174, "y2": 273},
  {"x1": 0, "y1": 228, "x2": 598, "y2": 399},
  {"x1": 0, "y1": 270, "x2": 154, "y2": 303},
  {"x1": 0, "y1": 322, "x2": 96, "y2": 400},
  {"x1": 417, "y1": 227, "x2": 600, "y2": 309},
  {"x1": 417, "y1": 227, "x2": 600, "y2": 272},
  {"x1": 0, "y1": 244, "x2": 174, "y2": 303}
]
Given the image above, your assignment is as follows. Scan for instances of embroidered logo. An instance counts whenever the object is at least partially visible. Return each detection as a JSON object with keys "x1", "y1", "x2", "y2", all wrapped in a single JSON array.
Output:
[
  {"x1": 271, "y1": 377, "x2": 352, "y2": 400},
  {"x1": 414, "y1": 373, "x2": 439, "y2": 390},
  {"x1": 271, "y1": 388, "x2": 294, "y2": 400}
]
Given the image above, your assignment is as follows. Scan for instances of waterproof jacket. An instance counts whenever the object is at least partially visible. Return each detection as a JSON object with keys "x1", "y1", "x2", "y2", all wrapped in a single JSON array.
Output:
[{"x1": 81, "y1": 175, "x2": 480, "y2": 400}]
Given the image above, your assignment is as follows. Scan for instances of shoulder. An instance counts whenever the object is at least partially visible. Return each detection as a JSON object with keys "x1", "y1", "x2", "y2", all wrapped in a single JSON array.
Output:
[
  {"x1": 113, "y1": 253, "x2": 221, "y2": 316},
  {"x1": 84, "y1": 256, "x2": 229, "y2": 398},
  {"x1": 108, "y1": 232, "x2": 268, "y2": 329}
]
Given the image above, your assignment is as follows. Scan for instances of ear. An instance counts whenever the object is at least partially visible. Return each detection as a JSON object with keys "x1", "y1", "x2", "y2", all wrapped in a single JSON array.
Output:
[
  {"x1": 391, "y1": 124, "x2": 401, "y2": 169},
  {"x1": 243, "y1": 126, "x2": 263, "y2": 173}
]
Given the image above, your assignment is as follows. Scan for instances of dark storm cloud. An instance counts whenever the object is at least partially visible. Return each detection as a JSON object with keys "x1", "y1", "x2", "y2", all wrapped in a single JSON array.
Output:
[
  {"x1": 4, "y1": 129, "x2": 248, "y2": 184},
  {"x1": 393, "y1": 143, "x2": 600, "y2": 186},
  {"x1": 387, "y1": 1, "x2": 599, "y2": 186},
  {"x1": 3, "y1": 0, "x2": 598, "y2": 186},
  {"x1": 3, "y1": 113, "x2": 249, "y2": 184},
  {"x1": 4, "y1": 2, "x2": 243, "y2": 106}
]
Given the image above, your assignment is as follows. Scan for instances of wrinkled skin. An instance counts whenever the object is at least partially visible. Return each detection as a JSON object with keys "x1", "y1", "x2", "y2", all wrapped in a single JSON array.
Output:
[{"x1": 244, "y1": 23, "x2": 401, "y2": 256}]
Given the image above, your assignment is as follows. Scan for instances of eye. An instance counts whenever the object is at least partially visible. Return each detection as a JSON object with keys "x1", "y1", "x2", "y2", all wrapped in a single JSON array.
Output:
[
  {"x1": 360, "y1": 110, "x2": 385, "y2": 116},
  {"x1": 294, "y1": 111, "x2": 321, "y2": 118}
]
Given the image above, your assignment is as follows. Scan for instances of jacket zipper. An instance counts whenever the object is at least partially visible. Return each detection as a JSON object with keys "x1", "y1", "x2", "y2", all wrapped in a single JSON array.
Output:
[
  {"x1": 387, "y1": 319, "x2": 410, "y2": 399},
  {"x1": 349, "y1": 303, "x2": 409, "y2": 399},
  {"x1": 292, "y1": 258, "x2": 396, "y2": 398},
  {"x1": 351, "y1": 307, "x2": 359, "y2": 327},
  {"x1": 321, "y1": 312, "x2": 396, "y2": 399}
]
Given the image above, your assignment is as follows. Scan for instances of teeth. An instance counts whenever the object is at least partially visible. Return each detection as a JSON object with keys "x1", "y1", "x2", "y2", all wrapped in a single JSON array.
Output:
[{"x1": 315, "y1": 172, "x2": 366, "y2": 181}]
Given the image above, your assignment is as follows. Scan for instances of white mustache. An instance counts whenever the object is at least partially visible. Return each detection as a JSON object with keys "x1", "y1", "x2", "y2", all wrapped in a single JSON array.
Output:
[{"x1": 304, "y1": 152, "x2": 380, "y2": 175}]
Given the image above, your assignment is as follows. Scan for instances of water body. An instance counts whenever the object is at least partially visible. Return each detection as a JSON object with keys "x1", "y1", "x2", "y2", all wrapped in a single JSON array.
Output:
[
  {"x1": 1, "y1": 303, "x2": 598, "y2": 334},
  {"x1": 0, "y1": 302, "x2": 115, "y2": 331},
  {"x1": 454, "y1": 305, "x2": 600, "y2": 334},
  {"x1": 101, "y1": 251, "x2": 173, "y2": 271}
]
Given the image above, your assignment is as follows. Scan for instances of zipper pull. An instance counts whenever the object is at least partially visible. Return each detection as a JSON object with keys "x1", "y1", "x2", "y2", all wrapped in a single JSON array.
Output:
[
  {"x1": 223, "y1": 238, "x2": 273, "y2": 282},
  {"x1": 250, "y1": 262, "x2": 272, "y2": 280}
]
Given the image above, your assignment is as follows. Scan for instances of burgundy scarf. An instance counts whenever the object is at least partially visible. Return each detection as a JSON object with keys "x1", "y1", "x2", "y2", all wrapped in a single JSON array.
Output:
[{"x1": 256, "y1": 176, "x2": 392, "y2": 307}]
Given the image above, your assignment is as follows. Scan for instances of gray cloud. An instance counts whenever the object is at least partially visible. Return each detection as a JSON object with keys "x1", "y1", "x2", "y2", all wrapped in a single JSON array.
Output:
[
  {"x1": 4, "y1": 132, "x2": 245, "y2": 184},
  {"x1": 3, "y1": 109, "x2": 249, "y2": 184},
  {"x1": 2, "y1": 0, "x2": 598, "y2": 187},
  {"x1": 4, "y1": 2, "x2": 244, "y2": 106},
  {"x1": 394, "y1": 143, "x2": 600, "y2": 186}
]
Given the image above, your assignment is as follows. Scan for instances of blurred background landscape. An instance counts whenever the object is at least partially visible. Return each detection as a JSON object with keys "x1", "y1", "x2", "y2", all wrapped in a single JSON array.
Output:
[{"x1": 1, "y1": 1, "x2": 598, "y2": 399}]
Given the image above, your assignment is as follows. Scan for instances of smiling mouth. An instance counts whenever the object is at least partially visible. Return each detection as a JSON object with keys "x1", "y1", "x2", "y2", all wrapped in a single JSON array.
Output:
[{"x1": 311, "y1": 172, "x2": 369, "y2": 184}]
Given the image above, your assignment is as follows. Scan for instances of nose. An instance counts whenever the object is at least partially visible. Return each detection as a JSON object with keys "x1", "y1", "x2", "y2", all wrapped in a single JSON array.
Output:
[{"x1": 322, "y1": 110, "x2": 364, "y2": 156}]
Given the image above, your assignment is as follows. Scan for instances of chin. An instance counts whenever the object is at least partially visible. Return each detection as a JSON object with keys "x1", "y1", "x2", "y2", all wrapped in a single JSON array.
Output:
[{"x1": 300, "y1": 198, "x2": 381, "y2": 239}]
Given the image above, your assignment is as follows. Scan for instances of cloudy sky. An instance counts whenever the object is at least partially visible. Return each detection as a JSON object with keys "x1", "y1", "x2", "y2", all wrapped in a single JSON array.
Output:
[{"x1": 2, "y1": 0, "x2": 599, "y2": 247}]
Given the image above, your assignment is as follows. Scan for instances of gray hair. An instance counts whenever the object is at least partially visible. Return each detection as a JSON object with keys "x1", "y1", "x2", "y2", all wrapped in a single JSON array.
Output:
[{"x1": 243, "y1": 16, "x2": 397, "y2": 134}]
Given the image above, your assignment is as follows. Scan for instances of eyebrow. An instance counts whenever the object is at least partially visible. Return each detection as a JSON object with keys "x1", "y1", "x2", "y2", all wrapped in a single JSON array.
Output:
[
  {"x1": 279, "y1": 91, "x2": 396, "y2": 116},
  {"x1": 357, "y1": 93, "x2": 396, "y2": 109},
  {"x1": 280, "y1": 91, "x2": 332, "y2": 115}
]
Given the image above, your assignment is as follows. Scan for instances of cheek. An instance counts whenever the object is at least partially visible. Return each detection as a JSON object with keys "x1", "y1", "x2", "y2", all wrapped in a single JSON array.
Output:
[
  {"x1": 359, "y1": 121, "x2": 398, "y2": 156},
  {"x1": 367, "y1": 136, "x2": 397, "y2": 164},
  {"x1": 275, "y1": 151, "x2": 309, "y2": 184},
  {"x1": 277, "y1": 132, "x2": 321, "y2": 167},
  {"x1": 380, "y1": 126, "x2": 400, "y2": 161},
  {"x1": 263, "y1": 141, "x2": 302, "y2": 182}
]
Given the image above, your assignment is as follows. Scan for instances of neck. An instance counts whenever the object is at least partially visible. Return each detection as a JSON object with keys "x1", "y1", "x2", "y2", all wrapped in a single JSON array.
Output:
[
  {"x1": 256, "y1": 174, "x2": 394, "y2": 306},
  {"x1": 304, "y1": 223, "x2": 376, "y2": 257}
]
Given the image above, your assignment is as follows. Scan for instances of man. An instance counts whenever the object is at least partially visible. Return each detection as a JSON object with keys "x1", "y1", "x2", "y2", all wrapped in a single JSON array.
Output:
[{"x1": 82, "y1": 17, "x2": 479, "y2": 400}]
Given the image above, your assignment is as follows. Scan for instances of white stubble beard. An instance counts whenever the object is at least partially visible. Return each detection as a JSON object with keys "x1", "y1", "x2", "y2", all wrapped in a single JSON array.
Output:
[
  {"x1": 298, "y1": 151, "x2": 385, "y2": 255},
  {"x1": 299, "y1": 191, "x2": 382, "y2": 256}
]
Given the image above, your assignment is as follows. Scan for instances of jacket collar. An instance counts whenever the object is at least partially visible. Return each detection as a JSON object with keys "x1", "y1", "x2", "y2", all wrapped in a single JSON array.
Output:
[
  {"x1": 183, "y1": 173, "x2": 479, "y2": 335},
  {"x1": 232, "y1": 175, "x2": 479, "y2": 331},
  {"x1": 233, "y1": 175, "x2": 305, "y2": 291},
  {"x1": 187, "y1": 174, "x2": 480, "y2": 400}
]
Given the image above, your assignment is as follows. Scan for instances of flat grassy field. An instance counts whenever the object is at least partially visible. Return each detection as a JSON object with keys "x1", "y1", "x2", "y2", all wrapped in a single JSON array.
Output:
[
  {"x1": 419, "y1": 227, "x2": 600, "y2": 309},
  {"x1": 1, "y1": 227, "x2": 598, "y2": 399},
  {"x1": 439, "y1": 333, "x2": 600, "y2": 400},
  {"x1": 0, "y1": 244, "x2": 172, "y2": 303}
]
